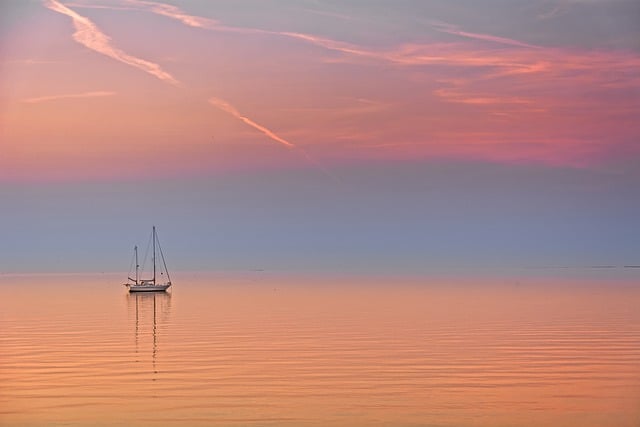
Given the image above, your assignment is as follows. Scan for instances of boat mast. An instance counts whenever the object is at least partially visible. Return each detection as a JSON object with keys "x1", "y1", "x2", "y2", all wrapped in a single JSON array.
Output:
[
  {"x1": 135, "y1": 245, "x2": 139, "y2": 284},
  {"x1": 152, "y1": 226, "x2": 156, "y2": 285}
]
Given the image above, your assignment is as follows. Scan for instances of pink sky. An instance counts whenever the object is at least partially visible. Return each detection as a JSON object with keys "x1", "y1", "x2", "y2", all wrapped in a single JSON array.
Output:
[{"x1": 1, "y1": 0, "x2": 639, "y2": 181}]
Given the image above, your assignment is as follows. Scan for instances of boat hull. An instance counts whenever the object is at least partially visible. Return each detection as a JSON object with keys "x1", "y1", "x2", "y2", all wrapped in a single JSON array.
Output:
[{"x1": 128, "y1": 283, "x2": 171, "y2": 292}]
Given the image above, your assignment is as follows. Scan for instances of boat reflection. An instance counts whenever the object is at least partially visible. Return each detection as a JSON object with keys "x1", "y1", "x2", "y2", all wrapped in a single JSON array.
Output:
[{"x1": 127, "y1": 291, "x2": 172, "y2": 374}]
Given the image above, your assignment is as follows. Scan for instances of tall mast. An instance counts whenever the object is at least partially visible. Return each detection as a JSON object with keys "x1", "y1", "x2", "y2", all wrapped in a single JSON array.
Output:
[
  {"x1": 152, "y1": 226, "x2": 156, "y2": 284},
  {"x1": 135, "y1": 245, "x2": 139, "y2": 284}
]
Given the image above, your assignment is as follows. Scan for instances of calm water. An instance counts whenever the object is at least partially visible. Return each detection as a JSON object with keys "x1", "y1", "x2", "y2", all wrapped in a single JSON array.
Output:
[{"x1": 1, "y1": 272, "x2": 639, "y2": 426}]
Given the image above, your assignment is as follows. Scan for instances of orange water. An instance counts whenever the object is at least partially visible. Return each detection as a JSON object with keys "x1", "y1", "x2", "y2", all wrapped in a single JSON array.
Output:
[{"x1": 1, "y1": 273, "x2": 639, "y2": 426}]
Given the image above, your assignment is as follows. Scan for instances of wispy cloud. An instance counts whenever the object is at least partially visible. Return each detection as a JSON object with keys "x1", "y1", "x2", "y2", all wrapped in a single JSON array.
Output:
[
  {"x1": 121, "y1": 0, "x2": 265, "y2": 35},
  {"x1": 112, "y1": 1, "x2": 547, "y2": 75},
  {"x1": 22, "y1": 90, "x2": 115, "y2": 104},
  {"x1": 434, "y1": 87, "x2": 533, "y2": 106},
  {"x1": 123, "y1": 0, "x2": 219, "y2": 29},
  {"x1": 299, "y1": 7, "x2": 355, "y2": 22},
  {"x1": 537, "y1": 1, "x2": 570, "y2": 20},
  {"x1": 279, "y1": 31, "x2": 376, "y2": 58},
  {"x1": 209, "y1": 98, "x2": 295, "y2": 149},
  {"x1": 95, "y1": 0, "x2": 640, "y2": 96},
  {"x1": 64, "y1": 3, "x2": 137, "y2": 11},
  {"x1": 42, "y1": 0, "x2": 180, "y2": 86},
  {"x1": 5, "y1": 59, "x2": 60, "y2": 65},
  {"x1": 280, "y1": 98, "x2": 390, "y2": 117},
  {"x1": 428, "y1": 21, "x2": 541, "y2": 49},
  {"x1": 113, "y1": 1, "x2": 376, "y2": 56},
  {"x1": 122, "y1": 1, "x2": 540, "y2": 60},
  {"x1": 42, "y1": 1, "x2": 317, "y2": 171},
  {"x1": 40, "y1": 0, "x2": 640, "y2": 170}
]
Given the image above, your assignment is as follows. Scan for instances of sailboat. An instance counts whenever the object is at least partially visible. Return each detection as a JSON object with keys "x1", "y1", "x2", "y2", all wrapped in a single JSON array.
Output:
[{"x1": 124, "y1": 226, "x2": 172, "y2": 292}]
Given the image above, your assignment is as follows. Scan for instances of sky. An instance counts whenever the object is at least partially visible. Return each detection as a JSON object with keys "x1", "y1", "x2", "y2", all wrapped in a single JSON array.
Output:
[{"x1": 0, "y1": 0, "x2": 639, "y2": 274}]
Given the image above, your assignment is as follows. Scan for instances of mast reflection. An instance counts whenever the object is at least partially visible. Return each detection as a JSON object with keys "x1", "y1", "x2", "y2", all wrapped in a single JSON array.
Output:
[{"x1": 127, "y1": 291, "x2": 172, "y2": 374}]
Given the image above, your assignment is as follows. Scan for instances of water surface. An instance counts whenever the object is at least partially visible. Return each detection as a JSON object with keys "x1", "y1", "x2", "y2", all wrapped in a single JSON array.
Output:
[{"x1": 1, "y1": 273, "x2": 639, "y2": 426}]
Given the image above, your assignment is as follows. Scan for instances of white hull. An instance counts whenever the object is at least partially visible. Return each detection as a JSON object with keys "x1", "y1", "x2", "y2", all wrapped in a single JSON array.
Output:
[{"x1": 128, "y1": 283, "x2": 171, "y2": 292}]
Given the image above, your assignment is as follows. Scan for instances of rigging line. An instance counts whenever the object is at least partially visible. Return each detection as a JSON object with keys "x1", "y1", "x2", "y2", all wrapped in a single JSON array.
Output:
[
  {"x1": 127, "y1": 248, "x2": 136, "y2": 280},
  {"x1": 140, "y1": 230, "x2": 153, "y2": 279},
  {"x1": 156, "y1": 231, "x2": 171, "y2": 283}
]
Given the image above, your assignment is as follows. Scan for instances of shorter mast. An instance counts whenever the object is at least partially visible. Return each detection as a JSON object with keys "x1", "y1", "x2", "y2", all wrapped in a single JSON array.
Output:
[
  {"x1": 152, "y1": 226, "x2": 156, "y2": 285},
  {"x1": 134, "y1": 245, "x2": 139, "y2": 285}
]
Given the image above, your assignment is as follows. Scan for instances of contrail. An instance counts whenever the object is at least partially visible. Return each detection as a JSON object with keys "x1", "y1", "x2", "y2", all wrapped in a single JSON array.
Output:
[
  {"x1": 209, "y1": 98, "x2": 295, "y2": 149},
  {"x1": 22, "y1": 90, "x2": 115, "y2": 103},
  {"x1": 209, "y1": 97, "x2": 338, "y2": 181},
  {"x1": 43, "y1": 0, "x2": 180, "y2": 86}
]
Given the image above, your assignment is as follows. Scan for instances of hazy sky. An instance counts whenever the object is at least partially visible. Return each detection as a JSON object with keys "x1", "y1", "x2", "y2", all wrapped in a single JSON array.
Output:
[{"x1": 1, "y1": 0, "x2": 639, "y2": 273}]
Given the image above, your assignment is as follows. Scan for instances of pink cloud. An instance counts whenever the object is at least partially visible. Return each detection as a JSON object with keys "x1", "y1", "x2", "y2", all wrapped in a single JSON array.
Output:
[
  {"x1": 14, "y1": 0, "x2": 637, "y2": 179},
  {"x1": 22, "y1": 91, "x2": 115, "y2": 104},
  {"x1": 428, "y1": 21, "x2": 541, "y2": 49},
  {"x1": 123, "y1": 0, "x2": 220, "y2": 29},
  {"x1": 43, "y1": 0, "x2": 180, "y2": 86}
]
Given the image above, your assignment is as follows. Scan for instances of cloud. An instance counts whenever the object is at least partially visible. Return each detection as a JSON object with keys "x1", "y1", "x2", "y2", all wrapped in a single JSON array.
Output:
[
  {"x1": 42, "y1": 0, "x2": 180, "y2": 86},
  {"x1": 428, "y1": 21, "x2": 541, "y2": 49},
  {"x1": 279, "y1": 31, "x2": 377, "y2": 58},
  {"x1": 537, "y1": 4, "x2": 569, "y2": 20},
  {"x1": 6, "y1": 59, "x2": 60, "y2": 65},
  {"x1": 22, "y1": 90, "x2": 115, "y2": 104},
  {"x1": 118, "y1": 1, "x2": 542, "y2": 63},
  {"x1": 39, "y1": 0, "x2": 640, "y2": 170},
  {"x1": 63, "y1": 3, "x2": 137, "y2": 11},
  {"x1": 121, "y1": 0, "x2": 266, "y2": 35},
  {"x1": 41, "y1": 1, "x2": 331, "y2": 174},
  {"x1": 298, "y1": 7, "x2": 355, "y2": 22},
  {"x1": 123, "y1": 0, "x2": 219, "y2": 29},
  {"x1": 98, "y1": 0, "x2": 640, "y2": 94},
  {"x1": 111, "y1": 1, "x2": 549, "y2": 78},
  {"x1": 434, "y1": 87, "x2": 534, "y2": 106},
  {"x1": 41, "y1": 1, "x2": 328, "y2": 175},
  {"x1": 112, "y1": 1, "x2": 380, "y2": 57}
]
